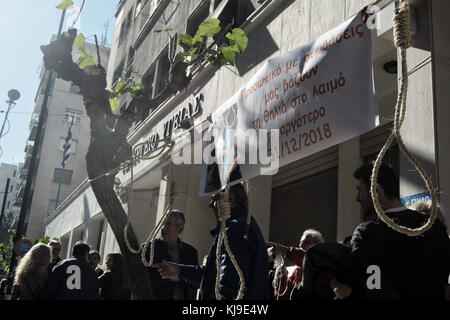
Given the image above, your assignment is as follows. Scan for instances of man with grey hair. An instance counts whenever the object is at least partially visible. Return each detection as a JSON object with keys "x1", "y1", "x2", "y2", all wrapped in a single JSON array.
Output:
[
  {"x1": 48, "y1": 239, "x2": 62, "y2": 274},
  {"x1": 142, "y1": 210, "x2": 198, "y2": 300},
  {"x1": 267, "y1": 229, "x2": 325, "y2": 299}
]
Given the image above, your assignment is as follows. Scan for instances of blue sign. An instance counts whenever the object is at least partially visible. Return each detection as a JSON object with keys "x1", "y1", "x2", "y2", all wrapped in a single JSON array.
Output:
[
  {"x1": 14, "y1": 239, "x2": 33, "y2": 257},
  {"x1": 400, "y1": 191, "x2": 431, "y2": 208}
]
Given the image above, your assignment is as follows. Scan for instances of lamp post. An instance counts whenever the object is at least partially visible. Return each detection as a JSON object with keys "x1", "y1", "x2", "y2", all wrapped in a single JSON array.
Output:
[
  {"x1": 0, "y1": 90, "x2": 20, "y2": 144},
  {"x1": 5, "y1": 9, "x2": 67, "y2": 299}
]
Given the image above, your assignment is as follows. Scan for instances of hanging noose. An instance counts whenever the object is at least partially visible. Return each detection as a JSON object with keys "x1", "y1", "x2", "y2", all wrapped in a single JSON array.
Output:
[
  {"x1": 370, "y1": 0, "x2": 438, "y2": 236},
  {"x1": 214, "y1": 187, "x2": 246, "y2": 300},
  {"x1": 121, "y1": 137, "x2": 175, "y2": 254},
  {"x1": 141, "y1": 163, "x2": 180, "y2": 266}
]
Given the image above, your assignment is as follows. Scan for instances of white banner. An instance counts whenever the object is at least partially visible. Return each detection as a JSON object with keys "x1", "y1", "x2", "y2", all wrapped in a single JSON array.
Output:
[{"x1": 200, "y1": 13, "x2": 378, "y2": 195}]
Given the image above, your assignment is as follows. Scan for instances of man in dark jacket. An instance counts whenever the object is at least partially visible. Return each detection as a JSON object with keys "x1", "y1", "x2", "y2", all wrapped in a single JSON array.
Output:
[
  {"x1": 350, "y1": 162, "x2": 450, "y2": 299},
  {"x1": 143, "y1": 210, "x2": 198, "y2": 300},
  {"x1": 43, "y1": 241, "x2": 99, "y2": 300},
  {"x1": 153, "y1": 183, "x2": 270, "y2": 300}
]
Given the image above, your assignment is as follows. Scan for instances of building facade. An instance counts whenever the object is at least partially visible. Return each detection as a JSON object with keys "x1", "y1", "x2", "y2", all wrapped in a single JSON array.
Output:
[
  {"x1": 0, "y1": 163, "x2": 22, "y2": 218},
  {"x1": 16, "y1": 38, "x2": 110, "y2": 242},
  {"x1": 44, "y1": 0, "x2": 449, "y2": 267}
]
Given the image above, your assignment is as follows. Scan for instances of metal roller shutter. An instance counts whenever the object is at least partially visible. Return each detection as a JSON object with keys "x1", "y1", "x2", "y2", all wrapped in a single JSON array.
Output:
[{"x1": 270, "y1": 146, "x2": 338, "y2": 247}]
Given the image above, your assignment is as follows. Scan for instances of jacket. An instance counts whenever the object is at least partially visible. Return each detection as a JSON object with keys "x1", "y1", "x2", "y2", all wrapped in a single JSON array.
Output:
[
  {"x1": 290, "y1": 242, "x2": 358, "y2": 300},
  {"x1": 144, "y1": 238, "x2": 198, "y2": 300},
  {"x1": 43, "y1": 257, "x2": 99, "y2": 300},
  {"x1": 179, "y1": 204, "x2": 270, "y2": 300},
  {"x1": 98, "y1": 271, "x2": 131, "y2": 300},
  {"x1": 351, "y1": 208, "x2": 450, "y2": 299}
]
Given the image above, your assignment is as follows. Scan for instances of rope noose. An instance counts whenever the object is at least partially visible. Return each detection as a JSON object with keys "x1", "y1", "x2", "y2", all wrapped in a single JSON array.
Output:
[
  {"x1": 214, "y1": 187, "x2": 246, "y2": 300},
  {"x1": 370, "y1": 0, "x2": 438, "y2": 236},
  {"x1": 141, "y1": 163, "x2": 180, "y2": 266},
  {"x1": 121, "y1": 137, "x2": 175, "y2": 255},
  {"x1": 243, "y1": 180, "x2": 252, "y2": 239},
  {"x1": 272, "y1": 255, "x2": 288, "y2": 300}
]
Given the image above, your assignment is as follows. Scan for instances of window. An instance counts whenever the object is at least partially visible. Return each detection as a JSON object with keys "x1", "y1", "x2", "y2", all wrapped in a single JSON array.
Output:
[
  {"x1": 119, "y1": 10, "x2": 133, "y2": 45},
  {"x1": 53, "y1": 168, "x2": 73, "y2": 185},
  {"x1": 186, "y1": 0, "x2": 211, "y2": 38},
  {"x1": 59, "y1": 138, "x2": 78, "y2": 154},
  {"x1": 154, "y1": 48, "x2": 170, "y2": 97},
  {"x1": 13, "y1": 170, "x2": 16, "y2": 177},
  {"x1": 7, "y1": 201, "x2": 10, "y2": 209},
  {"x1": 125, "y1": 47, "x2": 135, "y2": 78},
  {"x1": 142, "y1": 48, "x2": 169, "y2": 98},
  {"x1": 10, "y1": 185, "x2": 13, "y2": 193},
  {"x1": 212, "y1": 0, "x2": 256, "y2": 28},
  {"x1": 64, "y1": 109, "x2": 82, "y2": 124},
  {"x1": 142, "y1": 64, "x2": 156, "y2": 98}
]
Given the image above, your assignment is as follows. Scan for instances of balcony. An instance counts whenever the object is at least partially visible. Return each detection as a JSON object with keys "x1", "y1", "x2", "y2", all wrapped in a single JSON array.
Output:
[
  {"x1": 19, "y1": 168, "x2": 28, "y2": 179},
  {"x1": 13, "y1": 183, "x2": 25, "y2": 207},
  {"x1": 28, "y1": 118, "x2": 39, "y2": 141},
  {"x1": 24, "y1": 144, "x2": 34, "y2": 155},
  {"x1": 23, "y1": 152, "x2": 32, "y2": 170}
]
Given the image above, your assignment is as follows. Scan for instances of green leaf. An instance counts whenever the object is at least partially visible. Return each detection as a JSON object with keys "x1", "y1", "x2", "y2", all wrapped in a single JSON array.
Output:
[
  {"x1": 77, "y1": 53, "x2": 97, "y2": 69},
  {"x1": 74, "y1": 34, "x2": 86, "y2": 54},
  {"x1": 178, "y1": 34, "x2": 193, "y2": 51},
  {"x1": 56, "y1": 0, "x2": 74, "y2": 10},
  {"x1": 195, "y1": 18, "x2": 221, "y2": 38},
  {"x1": 188, "y1": 47, "x2": 198, "y2": 55},
  {"x1": 226, "y1": 28, "x2": 248, "y2": 54},
  {"x1": 192, "y1": 34, "x2": 204, "y2": 46},
  {"x1": 175, "y1": 51, "x2": 189, "y2": 62},
  {"x1": 109, "y1": 97, "x2": 120, "y2": 113},
  {"x1": 220, "y1": 47, "x2": 236, "y2": 66},
  {"x1": 129, "y1": 84, "x2": 144, "y2": 92},
  {"x1": 114, "y1": 80, "x2": 127, "y2": 94}
]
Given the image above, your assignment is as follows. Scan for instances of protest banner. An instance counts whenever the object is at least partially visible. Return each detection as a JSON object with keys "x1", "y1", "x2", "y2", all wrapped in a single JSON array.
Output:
[{"x1": 200, "y1": 13, "x2": 378, "y2": 195}]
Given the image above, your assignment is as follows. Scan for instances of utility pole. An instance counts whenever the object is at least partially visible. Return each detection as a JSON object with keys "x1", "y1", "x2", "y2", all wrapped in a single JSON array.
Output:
[
  {"x1": 0, "y1": 178, "x2": 11, "y2": 227},
  {"x1": 6, "y1": 10, "x2": 67, "y2": 295},
  {"x1": 0, "y1": 90, "x2": 20, "y2": 144}
]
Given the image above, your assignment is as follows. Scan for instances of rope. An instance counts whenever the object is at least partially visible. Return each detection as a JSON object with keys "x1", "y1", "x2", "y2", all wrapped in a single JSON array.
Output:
[
  {"x1": 370, "y1": 0, "x2": 438, "y2": 236},
  {"x1": 272, "y1": 255, "x2": 288, "y2": 300},
  {"x1": 243, "y1": 181, "x2": 252, "y2": 239},
  {"x1": 214, "y1": 188, "x2": 246, "y2": 300},
  {"x1": 141, "y1": 163, "x2": 180, "y2": 266},
  {"x1": 85, "y1": 136, "x2": 174, "y2": 254}
]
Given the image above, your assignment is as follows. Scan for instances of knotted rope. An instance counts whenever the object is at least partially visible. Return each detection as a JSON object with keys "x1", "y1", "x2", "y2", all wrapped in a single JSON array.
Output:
[
  {"x1": 243, "y1": 180, "x2": 252, "y2": 239},
  {"x1": 91, "y1": 136, "x2": 175, "y2": 254},
  {"x1": 272, "y1": 255, "x2": 288, "y2": 300},
  {"x1": 141, "y1": 163, "x2": 180, "y2": 266},
  {"x1": 214, "y1": 188, "x2": 246, "y2": 300},
  {"x1": 370, "y1": 0, "x2": 438, "y2": 236}
]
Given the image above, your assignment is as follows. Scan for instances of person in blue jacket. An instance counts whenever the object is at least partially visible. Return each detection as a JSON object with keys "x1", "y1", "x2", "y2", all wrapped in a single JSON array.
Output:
[{"x1": 153, "y1": 183, "x2": 270, "y2": 300}]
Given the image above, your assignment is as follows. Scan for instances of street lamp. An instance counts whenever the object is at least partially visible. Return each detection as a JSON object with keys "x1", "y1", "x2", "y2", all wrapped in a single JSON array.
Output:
[{"x1": 0, "y1": 90, "x2": 20, "y2": 144}]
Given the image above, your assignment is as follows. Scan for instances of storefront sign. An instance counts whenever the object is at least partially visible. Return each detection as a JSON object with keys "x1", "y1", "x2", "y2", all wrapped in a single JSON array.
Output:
[
  {"x1": 400, "y1": 191, "x2": 431, "y2": 208},
  {"x1": 133, "y1": 94, "x2": 204, "y2": 159},
  {"x1": 200, "y1": 13, "x2": 378, "y2": 195}
]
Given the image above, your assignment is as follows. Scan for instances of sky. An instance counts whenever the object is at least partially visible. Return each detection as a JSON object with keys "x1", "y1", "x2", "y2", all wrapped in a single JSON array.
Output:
[{"x1": 0, "y1": 0, "x2": 117, "y2": 165}]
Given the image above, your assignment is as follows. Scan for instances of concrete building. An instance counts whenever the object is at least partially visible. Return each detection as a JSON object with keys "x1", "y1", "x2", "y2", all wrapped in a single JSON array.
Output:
[
  {"x1": 44, "y1": 0, "x2": 449, "y2": 267},
  {"x1": 0, "y1": 163, "x2": 22, "y2": 218},
  {"x1": 17, "y1": 38, "x2": 110, "y2": 242}
]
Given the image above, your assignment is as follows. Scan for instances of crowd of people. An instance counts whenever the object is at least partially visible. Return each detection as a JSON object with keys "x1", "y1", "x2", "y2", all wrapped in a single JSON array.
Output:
[{"x1": 1, "y1": 161, "x2": 449, "y2": 300}]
